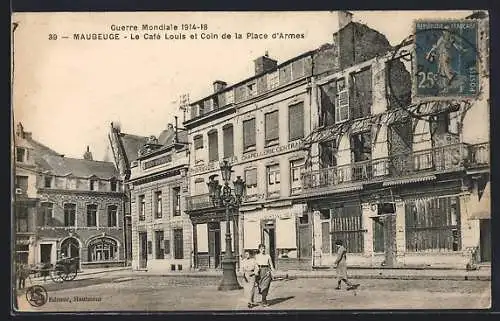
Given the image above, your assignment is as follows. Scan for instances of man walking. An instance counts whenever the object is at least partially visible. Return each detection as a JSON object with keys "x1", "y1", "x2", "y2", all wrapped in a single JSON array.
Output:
[{"x1": 334, "y1": 240, "x2": 359, "y2": 291}]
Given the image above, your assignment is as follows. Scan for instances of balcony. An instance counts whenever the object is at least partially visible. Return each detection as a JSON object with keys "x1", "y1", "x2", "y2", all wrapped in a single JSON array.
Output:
[
  {"x1": 186, "y1": 193, "x2": 214, "y2": 212},
  {"x1": 302, "y1": 142, "x2": 490, "y2": 194}
]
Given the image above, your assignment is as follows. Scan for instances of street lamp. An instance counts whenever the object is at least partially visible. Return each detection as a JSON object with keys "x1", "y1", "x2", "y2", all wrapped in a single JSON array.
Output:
[{"x1": 206, "y1": 160, "x2": 245, "y2": 291}]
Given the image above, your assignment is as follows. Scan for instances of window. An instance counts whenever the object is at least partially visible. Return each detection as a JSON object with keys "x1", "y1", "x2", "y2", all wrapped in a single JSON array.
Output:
[
  {"x1": 223, "y1": 124, "x2": 234, "y2": 158},
  {"x1": 138, "y1": 195, "x2": 145, "y2": 221},
  {"x1": 405, "y1": 196, "x2": 461, "y2": 252},
  {"x1": 225, "y1": 89, "x2": 234, "y2": 105},
  {"x1": 208, "y1": 130, "x2": 219, "y2": 162},
  {"x1": 172, "y1": 187, "x2": 181, "y2": 216},
  {"x1": 289, "y1": 102, "x2": 304, "y2": 141},
  {"x1": 174, "y1": 229, "x2": 184, "y2": 259},
  {"x1": 16, "y1": 147, "x2": 26, "y2": 162},
  {"x1": 432, "y1": 112, "x2": 459, "y2": 136},
  {"x1": 243, "y1": 118, "x2": 256, "y2": 150},
  {"x1": 15, "y1": 175, "x2": 29, "y2": 193},
  {"x1": 267, "y1": 164, "x2": 280, "y2": 197},
  {"x1": 247, "y1": 83, "x2": 256, "y2": 96},
  {"x1": 319, "y1": 82, "x2": 336, "y2": 127},
  {"x1": 39, "y1": 202, "x2": 53, "y2": 226},
  {"x1": 110, "y1": 179, "x2": 117, "y2": 192},
  {"x1": 64, "y1": 203, "x2": 76, "y2": 227},
  {"x1": 108, "y1": 205, "x2": 117, "y2": 227},
  {"x1": 87, "y1": 204, "x2": 98, "y2": 227},
  {"x1": 265, "y1": 110, "x2": 279, "y2": 145},
  {"x1": 89, "y1": 179, "x2": 97, "y2": 191},
  {"x1": 290, "y1": 160, "x2": 305, "y2": 195},
  {"x1": 319, "y1": 140, "x2": 338, "y2": 168},
  {"x1": 88, "y1": 237, "x2": 117, "y2": 262},
  {"x1": 155, "y1": 230, "x2": 165, "y2": 259},
  {"x1": 193, "y1": 135, "x2": 203, "y2": 164},
  {"x1": 335, "y1": 78, "x2": 350, "y2": 123},
  {"x1": 16, "y1": 206, "x2": 28, "y2": 232},
  {"x1": 349, "y1": 68, "x2": 372, "y2": 120},
  {"x1": 44, "y1": 176, "x2": 52, "y2": 188},
  {"x1": 299, "y1": 213, "x2": 309, "y2": 225},
  {"x1": 194, "y1": 179, "x2": 206, "y2": 195},
  {"x1": 154, "y1": 191, "x2": 162, "y2": 219},
  {"x1": 330, "y1": 204, "x2": 364, "y2": 253},
  {"x1": 244, "y1": 168, "x2": 258, "y2": 195},
  {"x1": 351, "y1": 131, "x2": 372, "y2": 163}
]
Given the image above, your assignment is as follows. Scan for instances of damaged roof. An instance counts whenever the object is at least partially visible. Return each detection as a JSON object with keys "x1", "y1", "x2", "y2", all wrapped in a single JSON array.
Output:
[{"x1": 38, "y1": 154, "x2": 119, "y2": 179}]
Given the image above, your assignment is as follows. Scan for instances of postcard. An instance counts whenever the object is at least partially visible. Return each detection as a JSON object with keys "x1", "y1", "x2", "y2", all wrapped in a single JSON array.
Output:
[{"x1": 11, "y1": 10, "x2": 491, "y2": 312}]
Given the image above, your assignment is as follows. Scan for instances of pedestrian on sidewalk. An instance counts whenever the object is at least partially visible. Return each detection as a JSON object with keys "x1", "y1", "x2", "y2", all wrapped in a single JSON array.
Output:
[
  {"x1": 255, "y1": 244, "x2": 276, "y2": 306},
  {"x1": 240, "y1": 250, "x2": 259, "y2": 308},
  {"x1": 334, "y1": 240, "x2": 358, "y2": 291},
  {"x1": 16, "y1": 263, "x2": 28, "y2": 289}
]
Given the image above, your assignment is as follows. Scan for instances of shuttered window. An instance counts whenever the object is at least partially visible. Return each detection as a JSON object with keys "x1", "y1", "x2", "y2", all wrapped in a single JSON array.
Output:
[
  {"x1": 350, "y1": 68, "x2": 372, "y2": 119},
  {"x1": 289, "y1": 102, "x2": 304, "y2": 141},
  {"x1": 265, "y1": 110, "x2": 279, "y2": 144},
  {"x1": 208, "y1": 130, "x2": 218, "y2": 161},
  {"x1": 223, "y1": 124, "x2": 234, "y2": 158},
  {"x1": 243, "y1": 118, "x2": 256, "y2": 150},
  {"x1": 245, "y1": 168, "x2": 257, "y2": 188},
  {"x1": 174, "y1": 229, "x2": 184, "y2": 259},
  {"x1": 193, "y1": 135, "x2": 203, "y2": 149}
]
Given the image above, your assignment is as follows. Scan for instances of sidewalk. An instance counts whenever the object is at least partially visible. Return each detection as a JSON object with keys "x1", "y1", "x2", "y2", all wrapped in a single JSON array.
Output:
[{"x1": 135, "y1": 267, "x2": 491, "y2": 281}]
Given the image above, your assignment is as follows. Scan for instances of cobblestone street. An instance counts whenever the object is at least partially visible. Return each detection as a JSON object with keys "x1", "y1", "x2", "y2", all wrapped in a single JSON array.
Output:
[{"x1": 15, "y1": 271, "x2": 491, "y2": 312}]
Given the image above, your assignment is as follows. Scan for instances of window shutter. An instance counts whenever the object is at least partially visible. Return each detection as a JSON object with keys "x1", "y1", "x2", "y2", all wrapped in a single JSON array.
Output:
[
  {"x1": 208, "y1": 131, "x2": 218, "y2": 161},
  {"x1": 223, "y1": 125, "x2": 234, "y2": 158},
  {"x1": 265, "y1": 111, "x2": 279, "y2": 142},
  {"x1": 194, "y1": 135, "x2": 203, "y2": 149},
  {"x1": 243, "y1": 118, "x2": 256, "y2": 149},
  {"x1": 289, "y1": 102, "x2": 304, "y2": 141},
  {"x1": 245, "y1": 169, "x2": 257, "y2": 187}
]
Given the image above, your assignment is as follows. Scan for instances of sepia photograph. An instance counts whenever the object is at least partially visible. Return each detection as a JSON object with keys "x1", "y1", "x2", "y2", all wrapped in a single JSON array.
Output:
[{"x1": 11, "y1": 10, "x2": 491, "y2": 312}]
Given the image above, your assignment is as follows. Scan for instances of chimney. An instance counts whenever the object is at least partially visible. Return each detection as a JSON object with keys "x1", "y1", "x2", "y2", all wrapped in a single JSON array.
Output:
[
  {"x1": 254, "y1": 52, "x2": 278, "y2": 75},
  {"x1": 338, "y1": 11, "x2": 353, "y2": 30},
  {"x1": 213, "y1": 80, "x2": 227, "y2": 93},
  {"x1": 83, "y1": 146, "x2": 93, "y2": 161},
  {"x1": 167, "y1": 123, "x2": 174, "y2": 131}
]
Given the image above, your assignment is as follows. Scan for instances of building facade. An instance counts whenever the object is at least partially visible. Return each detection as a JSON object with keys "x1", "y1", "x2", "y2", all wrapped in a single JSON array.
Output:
[
  {"x1": 13, "y1": 123, "x2": 127, "y2": 269},
  {"x1": 126, "y1": 125, "x2": 191, "y2": 272},
  {"x1": 183, "y1": 13, "x2": 398, "y2": 270},
  {"x1": 300, "y1": 12, "x2": 490, "y2": 269}
]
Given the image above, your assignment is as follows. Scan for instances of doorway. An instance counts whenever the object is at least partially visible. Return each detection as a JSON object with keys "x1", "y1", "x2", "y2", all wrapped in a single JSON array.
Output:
[
  {"x1": 371, "y1": 214, "x2": 397, "y2": 267},
  {"x1": 261, "y1": 219, "x2": 276, "y2": 266},
  {"x1": 208, "y1": 222, "x2": 221, "y2": 268},
  {"x1": 60, "y1": 237, "x2": 80, "y2": 259},
  {"x1": 139, "y1": 232, "x2": 148, "y2": 269},
  {"x1": 480, "y1": 219, "x2": 491, "y2": 262},
  {"x1": 40, "y1": 244, "x2": 52, "y2": 264}
]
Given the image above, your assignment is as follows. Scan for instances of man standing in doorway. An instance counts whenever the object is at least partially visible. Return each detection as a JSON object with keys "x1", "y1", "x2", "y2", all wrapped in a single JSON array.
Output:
[{"x1": 334, "y1": 240, "x2": 359, "y2": 290}]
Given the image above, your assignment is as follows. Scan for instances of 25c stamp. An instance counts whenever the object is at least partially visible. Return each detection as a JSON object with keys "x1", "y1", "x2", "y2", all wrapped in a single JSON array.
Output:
[{"x1": 414, "y1": 20, "x2": 479, "y2": 99}]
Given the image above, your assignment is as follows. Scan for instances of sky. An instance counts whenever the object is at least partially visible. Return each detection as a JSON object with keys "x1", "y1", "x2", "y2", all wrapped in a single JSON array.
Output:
[{"x1": 12, "y1": 10, "x2": 474, "y2": 161}]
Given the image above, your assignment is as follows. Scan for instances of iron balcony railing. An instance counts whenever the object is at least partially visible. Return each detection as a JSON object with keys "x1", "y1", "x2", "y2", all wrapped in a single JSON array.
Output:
[
  {"x1": 302, "y1": 142, "x2": 490, "y2": 191},
  {"x1": 186, "y1": 193, "x2": 213, "y2": 212}
]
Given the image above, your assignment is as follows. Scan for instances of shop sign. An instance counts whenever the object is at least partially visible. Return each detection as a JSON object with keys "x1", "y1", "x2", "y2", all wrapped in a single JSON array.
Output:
[
  {"x1": 241, "y1": 140, "x2": 302, "y2": 162},
  {"x1": 142, "y1": 154, "x2": 172, "y2": 170}
]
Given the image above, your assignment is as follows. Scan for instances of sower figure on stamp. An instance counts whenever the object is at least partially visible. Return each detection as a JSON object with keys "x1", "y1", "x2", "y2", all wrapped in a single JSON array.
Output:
[
  {"x1": 425, "y1": 27, "x2": 467, "y2": 93},
  {"x1": 240, "y1": 250, "x2": 259, "y2": 308},
  {"x1": 334, "y1": 240, "x2": 359, "y2": 291},
  {"x1": 254, "y1": 244, "x2": 276, "y2": 306}
]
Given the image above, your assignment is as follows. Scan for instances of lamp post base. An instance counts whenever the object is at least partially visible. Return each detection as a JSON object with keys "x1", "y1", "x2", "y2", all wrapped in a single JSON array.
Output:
[{"x1": 218, "y1": 257, "x2": 242, "y2": 291}]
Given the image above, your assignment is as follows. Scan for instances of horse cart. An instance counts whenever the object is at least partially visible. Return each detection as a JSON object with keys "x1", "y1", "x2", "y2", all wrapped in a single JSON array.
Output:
[{"x1": 28, "y1": 257, "x2": 79, "y2": 283}]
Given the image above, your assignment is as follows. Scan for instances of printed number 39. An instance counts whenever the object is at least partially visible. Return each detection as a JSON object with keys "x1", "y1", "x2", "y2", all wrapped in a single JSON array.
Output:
[
  {"x1": 48, "y1": 34, "x2": 57, "y2": 40},
  {"x1": 417, "y1": 71, "x2": 436, "y2": 88}
]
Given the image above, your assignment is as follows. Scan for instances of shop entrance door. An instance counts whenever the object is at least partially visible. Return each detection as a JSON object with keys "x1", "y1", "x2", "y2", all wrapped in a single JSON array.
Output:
[
  {"x1": 480, "y1": 219, "x2": 491, "y2": 262},
  {"x1": 139, "y1": 232, "x2": 147, "y2": 269},
  {"x1": 261, "y1": 219, "x2": 276, "y2": 266},
  {"x1": 208, "y1": 222, "x2": 221, "y2": 268},
  {"x1": 40, "y1": 244, "x2": 52, "y2": 264}
]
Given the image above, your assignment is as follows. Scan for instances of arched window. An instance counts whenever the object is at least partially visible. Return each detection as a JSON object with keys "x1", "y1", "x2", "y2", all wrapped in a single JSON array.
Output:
[{"x1": 87, "y1": 237, "x2": 118, "y2": 262}]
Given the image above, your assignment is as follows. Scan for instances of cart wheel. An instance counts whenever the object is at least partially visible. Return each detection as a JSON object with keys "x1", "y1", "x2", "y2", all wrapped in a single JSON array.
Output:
[
  {"x1": 63, "y1": 269, "x2": 78, "y2": 281},
  {"x1": 50, "y1": 269, "x2": 64, "y2": 283}
]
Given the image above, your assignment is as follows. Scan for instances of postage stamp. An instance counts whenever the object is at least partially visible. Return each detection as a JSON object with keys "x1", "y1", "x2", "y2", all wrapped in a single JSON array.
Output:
[{"x1": 413, "y1": 20, "x2": 480, "y2": 99}]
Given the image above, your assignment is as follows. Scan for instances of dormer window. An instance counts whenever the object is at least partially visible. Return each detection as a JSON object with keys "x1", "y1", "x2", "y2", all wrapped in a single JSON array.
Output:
[
  {"x1": 90, "y1": 179, "x2": 97, "y2": 191},
  {"x1": 110, "y1": 179, "x2": 117, "y2": 192},
  {"x1": 16, "y1": 148, "x2": 26, "y2": 163}
]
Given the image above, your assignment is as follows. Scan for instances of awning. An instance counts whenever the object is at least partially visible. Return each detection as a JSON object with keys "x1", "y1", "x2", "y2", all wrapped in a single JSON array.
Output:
[
  {"x1": 469, "y1": 182, "x2": 490, "y2": 220},
  {"x1": 383, "y1": 175, "x2": 436, "y2": 186}
]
